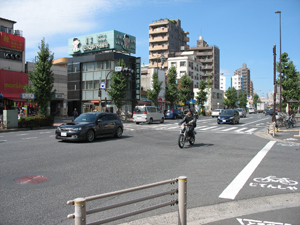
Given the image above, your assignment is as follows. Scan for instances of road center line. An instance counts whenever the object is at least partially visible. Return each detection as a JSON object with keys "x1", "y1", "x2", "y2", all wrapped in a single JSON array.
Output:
[{"x1": 219, "y1": 140, "x2": 276, "y2": 200}]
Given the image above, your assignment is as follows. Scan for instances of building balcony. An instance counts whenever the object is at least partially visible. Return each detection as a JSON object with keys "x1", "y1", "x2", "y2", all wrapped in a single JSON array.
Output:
[
  {"x1": 149, "y1": 28, "x2": 169, "y2": 34},
  {"x1": 184, "y1": 36, "x2": 189, "y2": 42},
  {"x1": 202, "y1": 66, "x2": 213, "y2": 70},
  {"x1": 196, "y1": 52, "x2": 213, "y2": 56},
  {"x1": 150, "y1": 19, "x2": 169, "y2": 26},
  {"x1": 149, "y1": 36, "x2": 169, "y2": 43},
  {"x1": 149, "y1": 45, "x2": 169, "y2": 51},
  {"x1": 201, "y1": 58, "x2": 213, "y2": 63}
]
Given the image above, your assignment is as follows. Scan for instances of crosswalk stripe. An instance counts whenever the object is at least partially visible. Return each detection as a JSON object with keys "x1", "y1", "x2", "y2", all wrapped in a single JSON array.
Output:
[
  {"x1": 199, "y1": 126, "x2": 217, "y2": 130},
  {"x1": 234, "y1": 128, "x2": 248, "y2": 132},
  {"x1": 221, "y1": 127, "x2": 238, "y2": 131},
  {"x1": 245, "y1": 128, "x2": 258, "y2": 133}
]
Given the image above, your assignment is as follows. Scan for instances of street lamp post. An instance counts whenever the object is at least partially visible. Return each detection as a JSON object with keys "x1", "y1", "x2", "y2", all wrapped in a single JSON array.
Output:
[{"x1": 275, "y1": 10, "x2": 282, "y2": 111}]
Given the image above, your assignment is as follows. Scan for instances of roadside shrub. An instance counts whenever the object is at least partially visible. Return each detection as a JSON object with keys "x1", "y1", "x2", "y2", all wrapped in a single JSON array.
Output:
[{"x1": 18, "y1": 116, "x2": 54, "y2": 128}]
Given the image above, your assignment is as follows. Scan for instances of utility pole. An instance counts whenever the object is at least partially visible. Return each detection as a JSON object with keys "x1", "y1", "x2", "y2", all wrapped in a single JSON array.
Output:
[{"x1": 273, "y1": 45, "x2": 277, "y2": 122}]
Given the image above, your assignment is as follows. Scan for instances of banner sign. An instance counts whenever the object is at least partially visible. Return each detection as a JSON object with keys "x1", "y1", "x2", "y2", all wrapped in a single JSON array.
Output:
[
  {"x1": 0, "y1": 32, "x2": 25, "y2": 51},
  {"x1": 68, "y1": 30, "x2": 136, "y2": 55},
  {"x1": 135, "y1": 57, "x2": 141, "y2": 101}
]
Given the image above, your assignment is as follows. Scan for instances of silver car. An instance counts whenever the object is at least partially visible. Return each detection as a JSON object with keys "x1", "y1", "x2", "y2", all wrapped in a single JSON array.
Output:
[
  {"x1": 211, "y1": 109, "x2": 223, "y2": 118},
  {"x1": 237, "y1": 108, "x2": 246, "y2": 118}
]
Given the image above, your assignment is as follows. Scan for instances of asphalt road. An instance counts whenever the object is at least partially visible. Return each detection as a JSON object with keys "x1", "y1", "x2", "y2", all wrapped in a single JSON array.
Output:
[{"x1": 0, "y1": 113, "x2": 299, "y2": 225}]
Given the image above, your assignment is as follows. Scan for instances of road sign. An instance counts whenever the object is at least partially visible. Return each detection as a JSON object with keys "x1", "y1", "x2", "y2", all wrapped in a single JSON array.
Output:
[
  {"x1": 0, "y1": 93, "x2": 3, "y2": 99},
  {"x1": 115, "y1": 67, "x2": 122, "y2": 72},
  {"x1": 100, "y1": 82, "x2": 105, "y2": 89},
  {"x1": 20, "y1": 93, "x2": 35, "y2": 99}
]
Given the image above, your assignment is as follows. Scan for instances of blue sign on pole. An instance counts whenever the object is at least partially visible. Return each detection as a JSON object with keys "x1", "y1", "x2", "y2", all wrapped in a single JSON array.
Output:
[
  {"x1": 20, "y1": 93, "x2": 35, "y2": 99},
  {"x1": 0, "y1": 93, "x2": 3, "y2": 99},
  {"x1": 100, "y1": 82, "x2": 105, "y2": 89}
]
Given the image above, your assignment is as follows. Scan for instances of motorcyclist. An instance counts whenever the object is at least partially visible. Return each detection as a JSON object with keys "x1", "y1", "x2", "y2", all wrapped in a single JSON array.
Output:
[{"x1": 178, "y1": 109, "x2": 197, "y2": 136}]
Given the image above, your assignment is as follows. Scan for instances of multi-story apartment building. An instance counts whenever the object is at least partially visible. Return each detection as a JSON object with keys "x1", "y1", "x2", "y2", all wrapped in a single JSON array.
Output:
[
  {"x1": 148, "y1": 19, "x2": 189, "y2": 71},
  {"x1": 250, "y1": 80, "x2": 253, "y2": 97},
  {"x1": 167, "y1": 51, "x2": 203, "y2": 88},
  {"x1": 234, "y1": 63, "x2": 251, "y2": 96},
  {"x1": 188, "y1": 36, "x2": 220, "y2": 89},
  {"x1": 220, "y1": 75, "x2": 226, "y2": 92},
  {"x1": 231, "y1": 75, "x2": 243, "y2": 90}
]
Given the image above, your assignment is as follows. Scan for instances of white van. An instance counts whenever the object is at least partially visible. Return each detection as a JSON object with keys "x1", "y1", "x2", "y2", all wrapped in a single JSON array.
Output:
[
  {"x1": 133, "y1": 106, "x2": 164, "y2": 124},
  {"x1": 248, "y1": 107, "x2": 256, "y2": 114}
]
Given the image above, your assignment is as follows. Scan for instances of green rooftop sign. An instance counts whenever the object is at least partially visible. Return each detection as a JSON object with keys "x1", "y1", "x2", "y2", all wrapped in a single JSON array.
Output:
[{"x1": 68, "y1": 30, "x2": 136, "y2": 55}]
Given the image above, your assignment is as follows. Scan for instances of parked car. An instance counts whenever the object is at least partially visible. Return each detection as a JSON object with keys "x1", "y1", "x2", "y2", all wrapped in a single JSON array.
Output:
[
  {"x1": 183, "y1": 108, "x2": 198, "y2": 119},
  {"x1": 211, "y1": 109, "x2": 223, "y2": 118},
  {"x1": 248, "y1": 107, "x2": 256, "y2": 114},
  {"x1": 55, "y1": 112, "x2": 123, "y2": 142},
  {"x1": 236, "y1": 108, "x2": 246, "y2": 118},
  {"x1": 164, "y1": 109, "x2": 183, "y2": 119},
  {"x1": 217, "y1": 109, "x2": 240, "y2": 124},
  {"x1": 263, "y1": 109, "x2": 270, "y2": 114},
  {"x1": 133, "y1": 106, "x2": 164, "y2": 124}
]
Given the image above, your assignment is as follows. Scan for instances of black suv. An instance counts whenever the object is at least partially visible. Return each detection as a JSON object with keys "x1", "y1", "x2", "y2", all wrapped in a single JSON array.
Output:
[{"x1": 55, "y1": 112, "x2": 123, "y2": 142}]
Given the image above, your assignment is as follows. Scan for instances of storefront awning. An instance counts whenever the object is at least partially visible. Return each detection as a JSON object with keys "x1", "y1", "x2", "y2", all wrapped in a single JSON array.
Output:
[{"x1": 5, "y1": 97, "x2": 27, "y2": 102}]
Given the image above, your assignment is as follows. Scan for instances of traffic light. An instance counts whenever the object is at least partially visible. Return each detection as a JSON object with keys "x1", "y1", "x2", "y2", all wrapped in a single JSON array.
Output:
[
  {"x1": 122, "y1": 68, "x2": 135, "y2": 76},
  {"x1": 98, "y1": 89, "x2": 102, "y2": 97}
]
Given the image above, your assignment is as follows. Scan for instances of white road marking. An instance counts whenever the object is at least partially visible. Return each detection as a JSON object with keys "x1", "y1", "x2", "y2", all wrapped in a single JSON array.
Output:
[
  {"x1": 22, "y1": 137, "x2": 37, "y2": 140},
  {"x1": 16, "y1": 133, "x2": 28, "y2": 136},
  {"x1": 220, "y1": 127, "x2": 238, "y2": 131},
  {"x1": 234, "y1": 128, "x2": 248, "y2": 132},
  {"x1": 49, "y1": 135, "x2": 55, "y2": 137},
  {"x1": 0, "y1": 140, "x2": 7, "y2": 142},
  {"x1": 40, "y1": 131, "x2": 51, "y2": 134},
  {"x1": 199, "y1": 126, "x2": 217, "y2": 130},
  {"x1": 219, "y1": 141, "x2": 276, "y2": 200},
  {"x1": 245, "y1": 128, "x2": 258, "y2": 133}
]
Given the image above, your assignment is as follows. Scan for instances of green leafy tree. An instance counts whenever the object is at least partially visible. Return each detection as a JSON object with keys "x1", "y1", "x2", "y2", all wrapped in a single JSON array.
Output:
[
  {"x1": 165, "y1": 66, "x2": 178, "y2": 108},
  {"x1": 238, "y1": 91, "x2": 247, "y2": 109},
  {"x1": 24, "y1": 38, "x2": 55, "y2": 116},
  {"x1": 147, "y1": 71, "x2": 163, "y2": 107},
  {"x1": 178, "y1": 73, "x2": 193, "y2": 106},
  {"x1": 253, "y1": 94, "x2": 259, "y2": 108},
  {"x1": 196, "y1": 80, "x2": 208, "y2": 115},
  {"x1": 276, "y1": 52, "x2": 300, "y2": 109},
  {"x1": 223, "y1": 87, "x2": 237, "y2": 108},
  {"x1": 108, "y1": 59, "x2": 128, "y2": 114}
]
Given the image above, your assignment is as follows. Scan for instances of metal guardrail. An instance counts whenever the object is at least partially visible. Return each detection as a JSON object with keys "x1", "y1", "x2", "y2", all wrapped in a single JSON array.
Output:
[{"x1": 67, "y1": 176, "x2": 187, "y2": 225}]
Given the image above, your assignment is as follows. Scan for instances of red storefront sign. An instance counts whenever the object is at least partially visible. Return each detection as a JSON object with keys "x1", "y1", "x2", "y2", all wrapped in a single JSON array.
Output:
[
  {"x1": 0, "y1": 70, "x2": 28, "y2": 100},
  {"x1": 0, "y1": 32, "x2": 25, "y2": 51}
]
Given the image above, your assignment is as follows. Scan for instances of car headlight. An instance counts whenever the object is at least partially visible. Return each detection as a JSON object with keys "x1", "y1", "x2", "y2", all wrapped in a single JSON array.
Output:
[
  {"x1": 218, "y1": 116, "x2": 220, "y2": 119},
  {"x1": 57, "y1": 127, "x2": 61, "y2": 131},
  {"x1": 72, "y1": 127, "x2": 82, "y2": 131},
  {"x1": 230, "y1": 117, "x2": 234, "y2": 119}
]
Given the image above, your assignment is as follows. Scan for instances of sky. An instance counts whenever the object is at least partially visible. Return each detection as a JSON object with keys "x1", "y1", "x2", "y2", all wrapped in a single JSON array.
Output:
[{"x1": 1, "y1": 0, "x2": 299, "y2": 98}]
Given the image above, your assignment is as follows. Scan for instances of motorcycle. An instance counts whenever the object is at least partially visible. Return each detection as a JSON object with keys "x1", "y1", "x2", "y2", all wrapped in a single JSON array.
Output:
[{"x1": 178, "y1": 122, "x2": 195, "y2": 148}]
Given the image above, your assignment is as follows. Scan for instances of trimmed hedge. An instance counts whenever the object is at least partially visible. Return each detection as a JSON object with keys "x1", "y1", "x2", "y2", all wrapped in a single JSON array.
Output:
[{"x1": 18, "y1": 116, "x2": 54, "y2": 128}]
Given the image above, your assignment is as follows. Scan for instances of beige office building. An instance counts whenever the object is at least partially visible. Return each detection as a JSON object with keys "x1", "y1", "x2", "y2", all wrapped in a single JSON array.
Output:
[
  {"x1": 234, "y1": 63, "x2": 251, "y2": 96},
  {"x1": 149, "y1": 19, "x2": 189, "y2": 71},
  {"x1": 188, "y1": 36, "x2": 220, "y2": 89}
]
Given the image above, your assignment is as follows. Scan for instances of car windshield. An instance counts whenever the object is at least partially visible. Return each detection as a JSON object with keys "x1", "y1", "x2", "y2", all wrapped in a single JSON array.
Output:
[
  {"x1": 134, "y1": 106, "x2": 146, "y2": 114},
  {"x1": 74, "y1": 114, "x2": 97, "y2": 122},
  {"x1": 220, "y1": 110, "x2": 234, "y2": 116},
  {"x1": 237, "y1": 109, "x2": 243, "y2": 111},
  {"x1": 213, "y1": 110, "x2": 221, "y2": 112}
]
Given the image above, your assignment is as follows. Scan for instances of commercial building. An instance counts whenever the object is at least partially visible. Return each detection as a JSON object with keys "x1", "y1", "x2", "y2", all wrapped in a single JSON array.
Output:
[
  {"x1": 0, "y1": 17, "x2": 27, "y2": 113},
  {"x1": 26, "y1": 57, "x2": 68, "y2": 116},
  {"x1": 67, "y1": 30, "x2": 140, "y2": 116},
  {"x1": 234, "y1": 63, "x2": 251, "y2": 96},
  {"x1": 167, "y1": 51, "x2": 203, "y2": 88},
  {"x1": 148, "y1": 19, "x2": 189, "y2": 71},
  {"x1": 188, "y1": 36, "x2": 220, "y2": 89}
]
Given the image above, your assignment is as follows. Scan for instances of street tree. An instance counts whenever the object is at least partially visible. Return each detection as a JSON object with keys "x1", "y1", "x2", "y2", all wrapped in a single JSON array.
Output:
[
  {"x1": 147, "y1": 71, "x2": 163, "y2": 107},
  {"x1": 223, "y1": 87, "x2": 237, "y2": 108},
  {"x1": 108, "y1": 59, "x2": 128, "y2": 114},
  {"x1": 253, "y1": 94, "x2": 259, "y2": 108},
  {"x1": 276, "y1": 52, "x2": 300, "y2": 109},
  {"x1": 165, "y1": 66, "x2": 178, "y2": 108},
  {"x1": 238, "y1": 90, "x2": 248, "y2": 109},
  {"x1": 196, "y1": 80, "x2": 208, "y2": 115},
  {"x1": 178, "y1": 73, "x2": 193, "y2": 106},
  {"x1": 24, "y1": 38, "x2": 55, "y2": 117}
]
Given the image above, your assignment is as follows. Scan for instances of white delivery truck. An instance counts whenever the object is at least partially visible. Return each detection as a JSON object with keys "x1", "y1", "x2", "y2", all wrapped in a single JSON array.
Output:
[{"x1": 257, "y1": 103, "x2": 265, "y2": 113}]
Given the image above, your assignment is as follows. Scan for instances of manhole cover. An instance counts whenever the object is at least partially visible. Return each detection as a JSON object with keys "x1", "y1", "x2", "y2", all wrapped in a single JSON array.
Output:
[{"x1": 14, "y1": 175, "x2": 49, "y2": 184}]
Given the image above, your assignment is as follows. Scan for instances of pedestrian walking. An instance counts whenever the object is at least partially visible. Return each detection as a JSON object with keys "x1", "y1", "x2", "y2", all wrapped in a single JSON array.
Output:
[
  {"x1": 288, "y1": 107, "x2": 294, "y2": 128},
  {"x1": 73, "y1": 108, "x2": 78, "y2": 120}
]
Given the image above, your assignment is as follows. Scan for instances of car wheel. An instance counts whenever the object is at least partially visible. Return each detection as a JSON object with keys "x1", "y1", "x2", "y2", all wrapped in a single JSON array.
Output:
[
  {"x1": 160, "y1": 118, "x2": 164, "y2": 123},
  {"x1": 148, "y1": 118, "x2": 153, "y2": 124},
  {"x1": 232, "y1": 119, "x2": 235, "y2": 125},
  {"x1": 86, "y1": 130, "x2": 95, "y2": 142},
  {"x1": 136, "y1": 122, "x2": 140, "y2": 124},
  {"x1": 115, "y1": 127, "x2": 123, "y2": 138}
]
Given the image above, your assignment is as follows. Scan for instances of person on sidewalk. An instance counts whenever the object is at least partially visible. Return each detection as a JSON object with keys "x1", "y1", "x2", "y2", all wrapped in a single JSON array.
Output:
[
  {"x1": 73, "y1": 108, "x2": 78, "y2": 120},
  {"x1": 288, "y1": 107, "x2": 294, "y2": 128}
]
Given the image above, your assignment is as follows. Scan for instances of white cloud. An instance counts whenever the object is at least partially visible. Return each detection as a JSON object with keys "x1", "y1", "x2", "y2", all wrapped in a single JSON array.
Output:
[{"x1": 0, "y1": 0, "x2": 135, "y2": 60}]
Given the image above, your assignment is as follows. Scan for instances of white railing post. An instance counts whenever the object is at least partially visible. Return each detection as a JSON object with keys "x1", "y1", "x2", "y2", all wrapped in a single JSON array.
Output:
[
  {"x1": 178, "y1": 176, "x2": 187, "y2": 225},
  {"x1": 74, "y1": 198, "x2": 86, "y2": 225}
]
